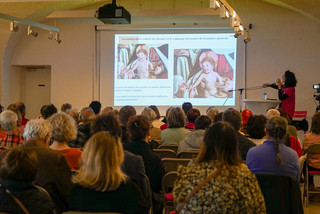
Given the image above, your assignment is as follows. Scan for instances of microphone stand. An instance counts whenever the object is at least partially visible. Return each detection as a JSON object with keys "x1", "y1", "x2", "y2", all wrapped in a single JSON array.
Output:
[{"x1": 228, "y1": 86, "x2": 264, "y2": 112}]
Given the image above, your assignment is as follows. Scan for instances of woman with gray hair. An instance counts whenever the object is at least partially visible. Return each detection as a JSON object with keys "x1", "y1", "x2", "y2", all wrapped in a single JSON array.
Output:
[
  {"x1": 141, "y1": 107, "x2": 161, "y2": 143},
  {"x1": 246, "y1": 116, "x2": 300, "y2": 180},
  {"x1": 0, "y1": 110, "x2": 24, "y2": 152},
  {"x1": 49, "y1": 113, "x2": 82, "y2": 169}
]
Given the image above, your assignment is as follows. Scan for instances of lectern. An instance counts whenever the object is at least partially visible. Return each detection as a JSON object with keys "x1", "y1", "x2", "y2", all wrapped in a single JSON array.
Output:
[{"x1": 243, "y1": 99, "x2": 280, "y2": 115}]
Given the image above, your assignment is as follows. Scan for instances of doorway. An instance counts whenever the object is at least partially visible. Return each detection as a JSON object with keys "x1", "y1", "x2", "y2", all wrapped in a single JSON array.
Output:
[{"x1": 20, "y1": 66, "x2": 51, "y2": 120}]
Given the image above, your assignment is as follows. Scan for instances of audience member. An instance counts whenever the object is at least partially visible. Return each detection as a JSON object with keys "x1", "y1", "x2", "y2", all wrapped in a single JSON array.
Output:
[
  {"x1": 160, "y1": 106, "x2": 173, "y2": 131},
  {"x1": 141, "y1": 107, "x2": 161, "y2": 143},
  {"x1": 277, "y1": 108, "x2": 298, "y2": 139},
  {"x1": 0, "y1": 146, "x2": 55, "y2": 213},
  {"x1": 91, "y1": 114, "x2": 148, "y2": 202},
  {"x1": 266, "y1": 108, "x2": 280, "y2": 120},
  {"x1": 178, "y1": 115, "x2": 211, "y2": 153},
  {"x1": 246, "y1": 116, "x2": 300, "y2": 181},
  {"x1": 69, "y1": 132, "x2": 147, "y2": 213},
  {"x1": 119, "y1": 105, "x2": 136, "y2": 143},
  {"x1": 68, "y1": 107, "x2": 95, "y2": 148},
  {"x1": 303, "y1": 112, "x2": 320, "y2": 171},
  {"x1": 173, "y1": 122, "x2": 266, "y2": 213},
  {"x1": 22, "y1": 119, "x2": 72, "y2": 213},
  {"x1": 40, "y1": 104, "x2": 58, "y2": 119},
  {"x1": 89, "y1": 101, "x2": 101, "y2": 117},
  {"x1": 66, "y1": 108, "x2": 79, "y2": 124},
  {"x1": 7, "y1": 104, "x2": 23, "y2": 136},
  {"x1": 213, "y1": 112, "x2": 223, "y2": 123},
  {"x1": 125, "y1": 115, "x2": 164, "y2": 214},
  {"x1": 161, "y1": 107, "x2": 190, "y2": 145},
  {"x1": 206, "y1": 106, "x2": 219, "y2": 123},
  {"x1": 61, "y1": 103, "x2": 72, "y2": 113},
  {"x1": 182, "y1": 102, "x2": 193, "y2": 116},
  {"x1": 240, "y1": 109, "x2": 253, "y2": 134},
  {"x1": 49, "y1": 113, "x2": 82, "y2": 170},
  {"x1": 16, "y1": 102, "x2": 28, "y2": 126},
  {"x1": 0, "y1": 110, "x2": 24, "y2": 152},
  {"x1": 101, "y1": 106, "x2": 113, "y2": 115},
  {"x1": 222, "y1": 109, "x2": 255, "y2": 160},
  {"x1": 148, "y1": 105, "x2": 164, "y2": 128},
  {"x1": 246, "y1": 115, "x2": 267, "y2": 145},
  {"x1": 185, "y1": 108, "x2": 201, "y2": 130}
]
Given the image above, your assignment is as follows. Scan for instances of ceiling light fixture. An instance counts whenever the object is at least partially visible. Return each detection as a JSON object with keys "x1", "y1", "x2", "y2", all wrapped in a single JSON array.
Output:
[
  {"x1": 55, "y1": 32, "x2": 61, "y2": 44},
  {"x1": 48, "y1": 31, "x2": 54, "y2": 40},
  {"x1": 10, "y1": 21, "x2": 18, "y2": 32},
  {"x1": 27, "y1": 25, "x2": 38, "y2": 37}
]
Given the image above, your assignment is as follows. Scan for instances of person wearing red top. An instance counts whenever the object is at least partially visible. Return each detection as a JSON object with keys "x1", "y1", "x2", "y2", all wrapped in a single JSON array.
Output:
[
  {"x1": 263, "y1": 70, "x2": 297, "y2": 118},
  {"x1": 49, "y1": 113, "x2": 82, "y2": 170}
]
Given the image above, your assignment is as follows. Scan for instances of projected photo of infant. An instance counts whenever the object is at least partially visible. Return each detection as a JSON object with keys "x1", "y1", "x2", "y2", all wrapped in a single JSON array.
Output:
[
  {"x1": 173, "y1": 49, "x2": 234, "y2": 98},
  {"x1": 117, "y1": 44, "x2": 168, "y2": 79}
]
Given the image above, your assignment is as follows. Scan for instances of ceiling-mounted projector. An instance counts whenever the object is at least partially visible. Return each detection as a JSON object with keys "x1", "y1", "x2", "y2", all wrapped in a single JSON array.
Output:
[{"x1": 96, "y1": 0, "x2": 131, "y2": 24}]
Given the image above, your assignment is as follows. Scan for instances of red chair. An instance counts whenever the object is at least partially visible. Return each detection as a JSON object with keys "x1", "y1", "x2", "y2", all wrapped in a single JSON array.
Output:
[{"x1": 292, "y1": 111, "x2": 307, "y2": 120}]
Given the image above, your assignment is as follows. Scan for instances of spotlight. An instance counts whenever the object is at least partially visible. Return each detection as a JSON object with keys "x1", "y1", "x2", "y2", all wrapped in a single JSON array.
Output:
[
  {"x1": 10, "y1": 21, "x2": 18, "y2": 32},
  {"x1": 244, "y1": 31, "x2": 251, "y2": 43},
  {"x1": 210, "y1": 0, "x2": 220, "y2": 9},
  {"x1": 234, "y1": 32, "x2": 240, "y2": 38},
  {"x1": 27, "y1": 25, "x2": 38, "y2": 37},
  {"x1": 219, "y1": 7, "x2": 229, "y2": 19},
  {"x1": 48, "y1": 31, "x2": 54, "y2": 40},
  {"x1": 55, "y1": 32, "x2": 61, "y2": 44}
]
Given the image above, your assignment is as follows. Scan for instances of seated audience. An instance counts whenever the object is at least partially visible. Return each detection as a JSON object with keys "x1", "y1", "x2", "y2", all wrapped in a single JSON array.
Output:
[
  {"x1": 89, "y1": 101, "x2": 101, "y2": 117},
  {"x1": 16, "y1": 102, "x2": 28, "y2": 126},
  {"x1": 246, "y1": 115, "x2": 267, "y2": 145},
  {"x1": 61, "y1": 103, "x2": 72, "y2": 113},
  {"x1": 7, "y1": 104, "x2": 23, "y2": 136},
  {"x1": 91, "y1": 114, "x2": 148, "y2": 202},
  {"x1": 148, "y1": 105, "x2": 164, "y2": 129},
  {"x1": 173, "y1": 122, "x2": 266, "y2": 213},
  {"x1": 0, "y1": 110, "x2": 24, "y2": 152},
  {"x1": 69, "y1": 132, "x2": 147, "y2": 213},
  {"x1": 178, "y1": 115, "x2": 212, "y2": 153},
  {"x1": 213, "y1": 112, "x2": 223, "y2": 123},
  {"x1": 0, "y1": 146, "x2": 55, "y2": 214},
  {"x1": 278, "y1": 108, "x2": 298, "y2": 139},
  {"x1": 161, "y1": 107, "x2": 190, "y2": 145},
  {"x1": 119, "y1": 105, "x2": 137, "y2": 143},
  {"x1": 66, "y1": 108, "x2": 79, "y2": 124},
  {"x1": 141, "y1": 107, "x2": 161, "y2": 143},
  {"x1": 40, "y1": 104, "x2": 58, "y2": 119},
  {"x1": 303, "y1": 112, "x2": 320, "y2": 171},
  {"x1": 125, "y1": 115, "x2": 164, "y2": 214},
  {"x1": 206, "y1": 106, "x2": 219, "y2": 123},
  {"x1": 266, "y1": 108, "x2": 280, "y2": 120},
  {"x1": 185, "y1": 108, "x2": 201, "y2": 130},
  {"x1": 160, "y1": 106, "x2": 173, "y2": 131},
  {"x1": 222, "y1": 109, "x2": 255, "y2": 160},
  {"x1": 246, "y1": 116, "x2": 300, "y2": 181},
  {"x1": 49, "y1": 113, "x2": 82, "y2": 170},
  {"x1": 23, "y1": 119, "x2": 72, "y2": 213},
  {"x1": 68, "y1": 107, "x2": 95, "y2": 148}
]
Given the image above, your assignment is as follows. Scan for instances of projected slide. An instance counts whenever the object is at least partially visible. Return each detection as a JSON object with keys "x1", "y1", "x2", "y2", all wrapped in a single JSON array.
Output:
[{"x1": 114, "y1": 33, "x2": 237, "y2": 106}]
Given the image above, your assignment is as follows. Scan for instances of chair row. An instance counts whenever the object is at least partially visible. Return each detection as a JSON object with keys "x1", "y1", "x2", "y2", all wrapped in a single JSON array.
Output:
[{"x1": 154, "y1": 149, "x2": 199, "y2": 159}]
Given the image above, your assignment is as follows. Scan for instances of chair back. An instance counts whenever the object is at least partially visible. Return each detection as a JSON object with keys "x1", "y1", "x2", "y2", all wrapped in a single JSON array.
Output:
[
  {"x1": 144, "y1": 174, "x2": 154, "y2": 214},
  {"x1": 162, "y1": 158, "x2": 191, "y2": 173},
  {"x1": 149, "y1": 140, "x2": 160, "y2": 149},
  {"x1": 255, "y1": 174, "x2": 303, "y2": 214},
  {"x1": 176, "y1": 151, "x2": 199, "y2": 159},
  {"x1": 153, "y1": 149, "x2": 176, "y2": 159},
  {"x1": 292, "y1": 111, "x2": 307, "y2": 120},
  {"x1": 306, "y1": 143, "x2": 320, "y2": 155},
  {"x1": 158, "y1": 145, "x2": 178, "y2": 153},
  {"x1": 162, "y1": 171, "x2": 178, "y2": 214}
]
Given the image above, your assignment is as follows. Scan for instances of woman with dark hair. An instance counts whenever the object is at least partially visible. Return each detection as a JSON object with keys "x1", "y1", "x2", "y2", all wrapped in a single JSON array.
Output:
[
  {"x1": 263, "y1": 70, "x2": 297, "y2": 117},
  {"x1": 246, "y1": 116, "x2": 300, "y2": 180},
  {"x1": 124, "y1": 115, "x2": 164, "y2": 214},
  {"x1": 173, "y1": 122, "x2": 266, "y2": 213},
  {"x1": 303, "y1": 112, "x2": 320, "y2": 171},
  {"x1": 0, "y1": 146, "x2": 54, "y2": 213},
  {"x1": 161, "y1": 107, "x2": 190, "y2": 145},
  {"x1": 246, "y1": 115, "x2": 267, "y2": 145}
]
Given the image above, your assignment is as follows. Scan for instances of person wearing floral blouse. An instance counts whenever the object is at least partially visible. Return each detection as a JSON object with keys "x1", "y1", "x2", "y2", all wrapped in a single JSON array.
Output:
[{"x1": 173, "y1": 122, "x2": 266, "y2": 214}]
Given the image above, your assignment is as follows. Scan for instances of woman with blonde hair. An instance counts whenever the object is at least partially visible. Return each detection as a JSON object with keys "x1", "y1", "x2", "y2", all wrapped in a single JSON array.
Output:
[
  {"x1": 173, "y1": 122, "x2": 266, "y2": 213},
  {"x1": 161, "y1": 107, "x2": 190, "y2": 145},
  {"x1": 69, "y1": 132, "x2": 147, "y2": 213}
]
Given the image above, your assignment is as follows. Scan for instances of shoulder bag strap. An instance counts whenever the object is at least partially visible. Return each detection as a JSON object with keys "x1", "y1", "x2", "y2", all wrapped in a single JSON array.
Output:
[
  {"x1": 4, "y1": 188, "x2": 30, "y2": 214},
  {"x1": 175, "y1": 166, "x2": 224, "y2": 214}
]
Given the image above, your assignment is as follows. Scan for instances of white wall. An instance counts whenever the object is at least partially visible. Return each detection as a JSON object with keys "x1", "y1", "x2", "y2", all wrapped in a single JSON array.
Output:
[
  {"x1": 7, "y1": 23, "x2": 96, "y2": 113},
  {"x1": 2, "y1": 0, "x2": 320, "y2": 122}
]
